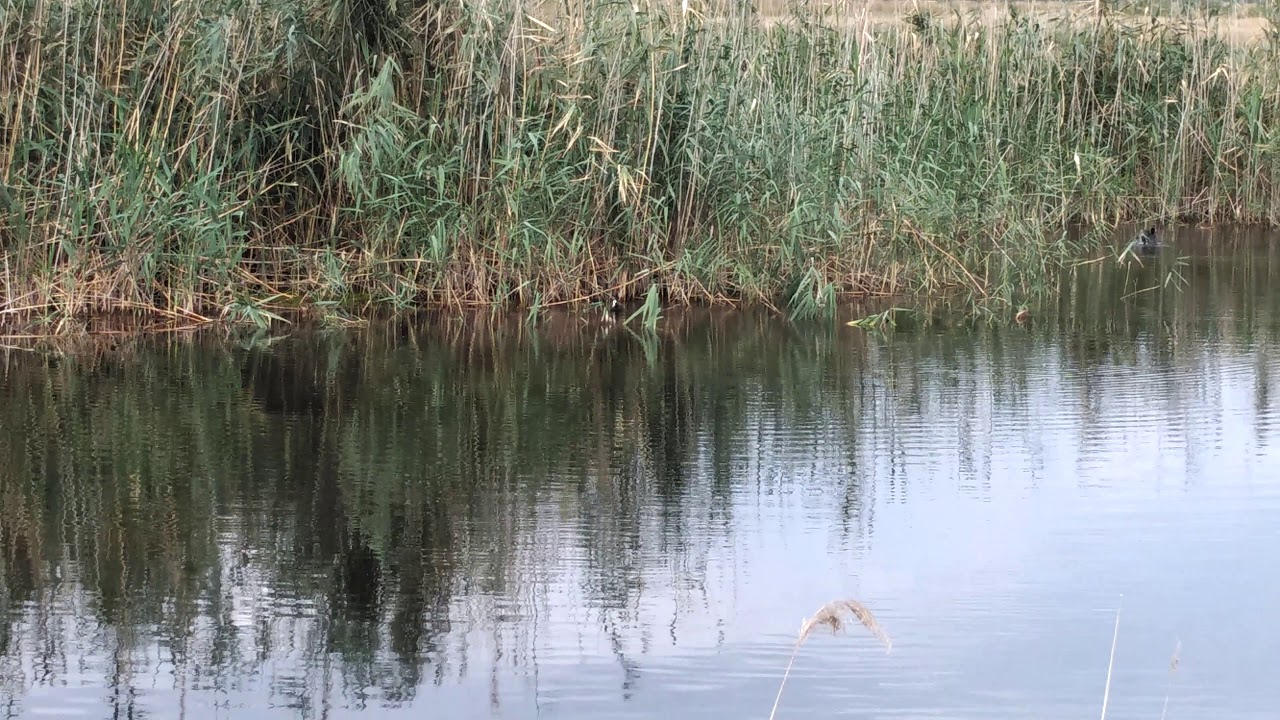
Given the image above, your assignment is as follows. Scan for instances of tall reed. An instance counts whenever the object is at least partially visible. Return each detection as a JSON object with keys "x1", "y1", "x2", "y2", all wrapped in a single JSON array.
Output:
[{"x1": 2, "y1": 0, "x2": 1279, "y2": 329}]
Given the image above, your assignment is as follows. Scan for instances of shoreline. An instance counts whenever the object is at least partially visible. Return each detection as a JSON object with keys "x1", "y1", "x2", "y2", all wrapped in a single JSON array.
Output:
[{"x1": 2, "y1": 219, "x2": 1275, "y2": 339}]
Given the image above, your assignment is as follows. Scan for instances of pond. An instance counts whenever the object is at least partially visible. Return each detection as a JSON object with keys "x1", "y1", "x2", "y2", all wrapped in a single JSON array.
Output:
[{"x1": 2, "y1": 227, "x2": 1279, "y2": 719}]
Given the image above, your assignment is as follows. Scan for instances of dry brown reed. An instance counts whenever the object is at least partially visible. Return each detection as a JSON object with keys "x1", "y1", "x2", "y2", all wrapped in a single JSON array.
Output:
[
  {"x1": 797, "y1": 598, "x2": 892, "y2": 650},
  {"x1": 769, "y1": 598, "x2": 893, "y2": 720}
]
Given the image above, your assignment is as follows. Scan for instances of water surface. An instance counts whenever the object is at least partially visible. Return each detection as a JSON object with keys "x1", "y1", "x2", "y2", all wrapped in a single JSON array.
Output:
[{"x1": 2, "y1": 228, "x2": 1279, "y2": 719}]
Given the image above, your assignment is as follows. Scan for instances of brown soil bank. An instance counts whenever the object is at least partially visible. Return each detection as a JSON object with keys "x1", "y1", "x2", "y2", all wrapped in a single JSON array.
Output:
[{"x1": 2, "y1": 0, "x2": 1279, "y2": 332}]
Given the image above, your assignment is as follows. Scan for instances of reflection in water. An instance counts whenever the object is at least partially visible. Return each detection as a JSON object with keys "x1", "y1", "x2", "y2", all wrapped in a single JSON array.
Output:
[{"x1": 2, "y1": 229, "x2": 1280, "y2": 719}]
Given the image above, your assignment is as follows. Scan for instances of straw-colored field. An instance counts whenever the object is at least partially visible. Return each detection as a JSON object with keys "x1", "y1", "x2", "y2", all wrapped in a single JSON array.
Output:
[
  {"x1": 538, "y1": 0, "x2": 1272, "y2": 43},
  {"x1": 842, "y1": 1, "x2": 1271, "y2": 43}
]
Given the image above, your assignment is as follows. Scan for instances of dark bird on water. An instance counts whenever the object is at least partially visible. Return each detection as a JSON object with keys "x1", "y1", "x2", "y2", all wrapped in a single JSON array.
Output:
[
  {"x1": 599, "y1": 295, "x2": 624, "y2": 323},
  {"x1": 1135, "y1": 226, "x2": 1159, "y2": 252}
]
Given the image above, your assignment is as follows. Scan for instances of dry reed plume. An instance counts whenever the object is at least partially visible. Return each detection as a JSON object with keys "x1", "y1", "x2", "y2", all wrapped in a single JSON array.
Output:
[{"x1": 768, "y1": 598, "x2": 892, "y2": 720}]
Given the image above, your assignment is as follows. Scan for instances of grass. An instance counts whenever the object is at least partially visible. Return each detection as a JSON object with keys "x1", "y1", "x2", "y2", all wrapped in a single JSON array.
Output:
[{"x1": 2, "y1": 0, "x2": 1280, "y2": 332}]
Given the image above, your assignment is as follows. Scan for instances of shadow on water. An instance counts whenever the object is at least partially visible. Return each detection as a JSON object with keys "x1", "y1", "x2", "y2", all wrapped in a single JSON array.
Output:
[{"x1": 1, "y1": 228, "x2": 1280, "y2": 718}]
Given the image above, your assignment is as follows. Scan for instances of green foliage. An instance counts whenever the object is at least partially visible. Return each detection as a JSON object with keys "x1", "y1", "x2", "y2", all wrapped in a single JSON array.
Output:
[{"x1": 625, "y1": 284, "x2": 663, "y2": 331}]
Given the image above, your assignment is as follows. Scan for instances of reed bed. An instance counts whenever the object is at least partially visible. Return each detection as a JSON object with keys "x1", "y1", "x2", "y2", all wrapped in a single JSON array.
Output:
[{"x1": 2, "y1": 0, "x2": 1279, "y2": 329}]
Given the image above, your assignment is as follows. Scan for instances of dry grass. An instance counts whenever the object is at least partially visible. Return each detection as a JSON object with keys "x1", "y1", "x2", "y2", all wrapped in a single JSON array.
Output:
[
  {"x1": 532, "y1": 0, "x2": 1272, "y2": 43},
  {"x1": 769, "y1": 598, "x2": 893, "y2": 720},
  {"x1": 796, "y1": 598, "x2": 893, "y2": 650},
  {"x1": 812, "y1": 3, "x2": 1266, "y2": 44}
]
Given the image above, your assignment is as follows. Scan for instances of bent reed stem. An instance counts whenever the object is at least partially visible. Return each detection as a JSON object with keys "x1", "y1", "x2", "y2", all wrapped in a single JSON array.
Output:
[
  {"x1": 1100, "y1": 595, "x2": 1123, "y2": 720},
  {"x1": 769, "y1": 598, "x2": 891, "y2": 720}
]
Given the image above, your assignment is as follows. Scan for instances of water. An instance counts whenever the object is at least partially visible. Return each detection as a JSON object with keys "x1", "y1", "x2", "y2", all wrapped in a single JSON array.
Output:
[{"x1": 2, "y1": 228, "x2": 1280, "y2": 719}]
